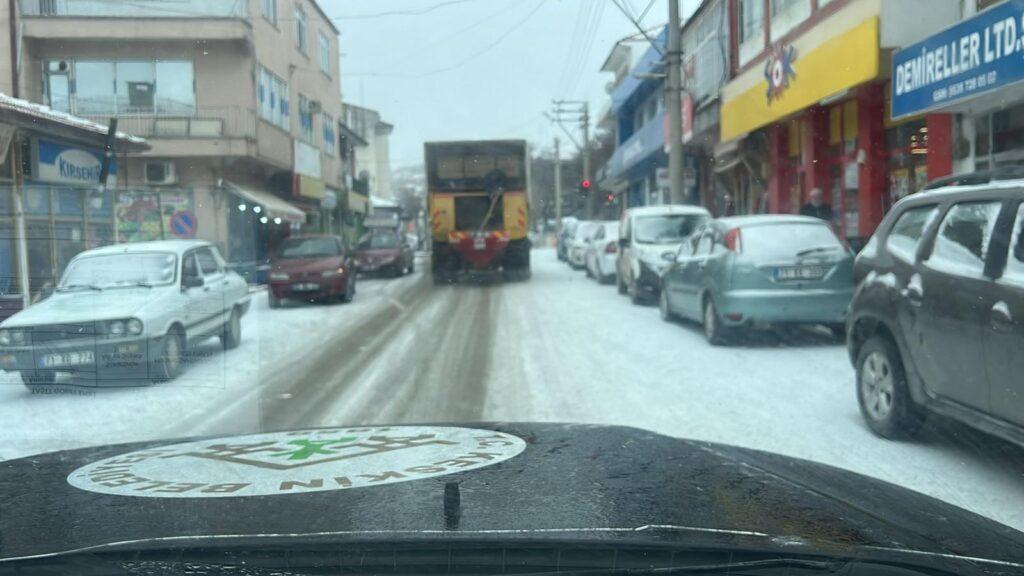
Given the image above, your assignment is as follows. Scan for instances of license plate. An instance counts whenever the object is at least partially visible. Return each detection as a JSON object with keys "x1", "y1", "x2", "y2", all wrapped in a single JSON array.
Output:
[
  {"x1": 473, "y1": 237, "x2": 486, "y2": 251},
  {"x1": 292, "y1": 283, "x2": 320, "y2": 291},
  {"x1": 775, "y1": 266, "x2": 827, "y2": 281},
  {"x1": 40, "y1": 350, "x2": 94, "y2": 368}
]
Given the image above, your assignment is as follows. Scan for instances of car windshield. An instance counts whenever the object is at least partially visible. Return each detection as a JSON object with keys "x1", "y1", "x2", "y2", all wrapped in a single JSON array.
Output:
[
  {"x1": 279, "y1": 238, "x2": 340, "y2": 259},
  {"x1": 60, "y1": 253, "x2": 176, "y2": 289},
  {"x1": 4, "y1": 0, "x2": 1024, "y2": 568},
  {"x1": 740, "y1": 223, "x2": 845, "y2": 260},
  {"x1": 359, "y1": 233, "x2": 399, "y2": 250},
  {"x1": 635, "y1": 214, "x2": 704, "y2": 244}
]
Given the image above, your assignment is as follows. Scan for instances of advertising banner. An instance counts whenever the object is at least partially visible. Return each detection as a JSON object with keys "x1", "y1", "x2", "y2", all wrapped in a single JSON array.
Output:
[{"x1": 34, "y1": 138, "x2": 117, "y2": 186}]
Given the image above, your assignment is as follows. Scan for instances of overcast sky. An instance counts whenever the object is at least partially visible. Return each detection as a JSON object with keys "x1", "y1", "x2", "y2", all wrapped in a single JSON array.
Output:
[{"x1": 326, "y1": 0, "x2": 699, "y2": 168}]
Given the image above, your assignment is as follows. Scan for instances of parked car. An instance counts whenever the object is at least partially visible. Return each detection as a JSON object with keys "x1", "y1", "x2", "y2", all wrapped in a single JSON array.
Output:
[
  {"x1": 659, "y1": 215, "x2": 854, "y2": 345},
  {"x1": 268, "y1": 235, "x2": 356, "y2": 308},
  {"x1": 584, "y1": 220, "x2": 619, "y2": 283},
  {"x1": 556, "y1": 217, "x2": 579, "y2": 262},
  {"x1": 0, "y1": 240, "x2": 251, "y2": 387},
  {"x1": 847, "y1": 172, "x2": 1024, "y2": 448},
  {"x1": 566, "y1": 220, "x2": 599, "y2": 269},
  {"x1": 617, "y1": 205, "x2": 710, "y2": 304},
  {"x1": 355, "y1": 230, "x2": 415, "y2": 277}
]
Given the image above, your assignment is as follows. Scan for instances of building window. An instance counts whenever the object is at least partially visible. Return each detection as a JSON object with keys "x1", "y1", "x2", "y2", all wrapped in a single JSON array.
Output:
[
  {"x1": 769, "y1": 0, "x2": 810, "y2": 41},
  {"x1": 739, "y1": 0, "x2": 764, "y2": 65},
  {"x1": 318, "y1": 31, "x2": 331, "y2": 75},
  {"x1": 261, "y1": 0, "x2": 277, "y2": 25},
  {"x1": 294, "y1": 4, "x2": 308, "y2": 54},
  {"x1": 322, "y1": 113, "x2": 336, "y2": 154},
  {"x1": 258, "y1": 65, "x2": 290, "y2": 130},
  {"x1": 55, "y1": 59, "x2": 194, "y2": 116},
  {"x1": 299, "y1": 95, "x2": 315, "y2": 144}
]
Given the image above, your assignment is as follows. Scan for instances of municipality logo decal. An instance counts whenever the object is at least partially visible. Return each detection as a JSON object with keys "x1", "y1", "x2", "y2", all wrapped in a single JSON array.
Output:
[{"x1": 67, "y1": 426, "x2": 526, "y2": 498}]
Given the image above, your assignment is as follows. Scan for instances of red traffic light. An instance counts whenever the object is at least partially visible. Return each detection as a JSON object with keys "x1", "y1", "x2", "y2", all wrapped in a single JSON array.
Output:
[
  {"x1": 581, "y1": 179, "x2": 591, "y2": 189},
  {"x1": 606, "y1": 194, "x2": 614, "y2": 202}
]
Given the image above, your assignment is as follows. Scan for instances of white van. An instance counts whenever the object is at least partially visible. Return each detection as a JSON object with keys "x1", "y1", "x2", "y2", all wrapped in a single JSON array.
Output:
[{"x1": 616, "y1": 205, "x2": 710, "y2": 304}]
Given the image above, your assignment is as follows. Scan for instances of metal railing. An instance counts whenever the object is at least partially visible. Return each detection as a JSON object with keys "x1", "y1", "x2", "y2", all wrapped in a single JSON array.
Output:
[
  {"x1": 82, "y1": 107, "x2": 257, "y2": 140},
  {"x1": 22, "y1": 0, "x2": 248, "y2": 18}
]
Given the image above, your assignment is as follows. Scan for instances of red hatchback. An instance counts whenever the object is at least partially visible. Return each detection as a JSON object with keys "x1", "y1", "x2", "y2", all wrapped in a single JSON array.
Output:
[{"x1": 268, "y1": 235, "x2": 355, "y2": 308}]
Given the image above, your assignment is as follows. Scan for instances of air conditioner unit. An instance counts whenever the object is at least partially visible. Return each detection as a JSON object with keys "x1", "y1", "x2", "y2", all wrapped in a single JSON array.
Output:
[{"x1": 144, "y1": 161, "x2": 177, "y2": 186}]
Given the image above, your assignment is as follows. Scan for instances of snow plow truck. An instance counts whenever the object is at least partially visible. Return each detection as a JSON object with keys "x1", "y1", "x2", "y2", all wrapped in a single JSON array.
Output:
[{"x1": 426, "y1": 140, "x2": 531, "y2": 283}]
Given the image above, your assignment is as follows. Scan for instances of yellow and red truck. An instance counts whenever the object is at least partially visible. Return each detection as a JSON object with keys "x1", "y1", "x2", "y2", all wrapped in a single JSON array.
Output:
[{"x1": 425, "y1": 140, "x2": 531, "y2": 282}]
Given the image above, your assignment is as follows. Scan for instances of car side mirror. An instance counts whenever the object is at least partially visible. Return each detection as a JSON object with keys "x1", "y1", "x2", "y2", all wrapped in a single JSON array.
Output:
[
  {"x1": 182, "y1": 275, "x2": 204, "y2": 289},
  {"x1": 661, "y1": 251, "x2": 675, "y2": 263}
]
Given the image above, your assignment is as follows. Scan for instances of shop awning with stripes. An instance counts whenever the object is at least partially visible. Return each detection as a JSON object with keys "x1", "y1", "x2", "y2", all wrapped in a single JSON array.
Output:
[{"x1": 224, "y1": 181, "x2": 305, "y2": 224}]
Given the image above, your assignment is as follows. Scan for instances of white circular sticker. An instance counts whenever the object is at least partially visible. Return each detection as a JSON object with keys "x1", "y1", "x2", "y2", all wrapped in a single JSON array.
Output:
[{"x1": 67, "y1": 426, "x2": 526, "y2": 498}]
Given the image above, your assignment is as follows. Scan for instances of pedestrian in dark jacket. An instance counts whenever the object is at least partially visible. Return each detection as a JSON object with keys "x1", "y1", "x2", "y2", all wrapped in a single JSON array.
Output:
[{"x1": 800, "y1": 188, "x2": 834, "y2": 221}]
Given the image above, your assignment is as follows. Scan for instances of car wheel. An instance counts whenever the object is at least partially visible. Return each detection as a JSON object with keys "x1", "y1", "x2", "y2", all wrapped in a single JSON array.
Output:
[
  {"x1": 703, "y1": 298, "x2": 729, "y2": 346},
  {"x1": 856, "y1": 336, "x2": 924, "y2": 439},
  {"x1": 220, "y1": 308, "x2": 242, "y2": 350},
  {"x1": 628, "y1": 276, "x2": 644, "y2": 305},
  {"x1": 341, "y1": 275, "x2": 356, "y2": 303},
  {"x1": 269, "y1": 293, "x2": 282, "y2": 309},
  {"x1": 154, "y1": 330, "x2": 185, "y2": 382},
  {"x1": 659, "y1": 289, "x2": 674, "y2": 322},
  {"x1": 21, "y1": 370, "x2": 56, "y2": 389}
]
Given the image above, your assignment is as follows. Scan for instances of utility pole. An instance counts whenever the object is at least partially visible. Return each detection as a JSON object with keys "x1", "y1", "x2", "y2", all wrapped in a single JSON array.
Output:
[
  {"x1": 666, "y1": 0, "x2": 685, "y2": 204},
  {"x1": 554, "y1": 137, "x2": 562, "y2": 223},
  {"x1": 547, "y1": 100, "x2": 592, "y2": 216}
]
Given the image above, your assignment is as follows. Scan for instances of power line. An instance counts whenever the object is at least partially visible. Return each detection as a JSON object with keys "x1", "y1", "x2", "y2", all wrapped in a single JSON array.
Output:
[
  {"x1": 332, "y1": 0, "x2": 479, "y2": 20},
  {"x1": 345, "y1": 0, "x2": 547, "y2": 79},
  {"x1": 566, "y1": 0, "x2": 605, "y2": 97},
  {"x1": 555, "y1": 0, "x2": 594, "y2": 97},
  {"x1": 637, "y1": 0, "x2": 659, "y2": 22}
]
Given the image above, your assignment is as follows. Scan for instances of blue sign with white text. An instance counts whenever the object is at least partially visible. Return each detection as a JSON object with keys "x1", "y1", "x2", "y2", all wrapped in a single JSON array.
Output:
[
  {"x1": 892, "y1": 0, "x2": 1024, "y2": 119},
  {"x1": 34, "y1": 138, "x2": 116, "y2": 186}
]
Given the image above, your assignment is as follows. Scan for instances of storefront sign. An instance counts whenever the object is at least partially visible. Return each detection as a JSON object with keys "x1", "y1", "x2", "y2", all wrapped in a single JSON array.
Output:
[
  {"x1": 34, "y1": 138, "x2": 117, "y2": 186},
  {"x1": 892, "y1": 0, "x2": 1024, "y2": 119},
  {"x1": 721, "y1": 17, "x2": 879, "y2": 142},
  {"x1": 295, "y1": 174, "x2": 325, "y2": 200}
]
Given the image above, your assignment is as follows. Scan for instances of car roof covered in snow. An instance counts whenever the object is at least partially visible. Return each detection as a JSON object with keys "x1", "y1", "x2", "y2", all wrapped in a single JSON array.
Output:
[
  {"x1": 75, "y1": 240, "x2": 211, "y2": 258},
  {"x1": 626, "y1": 205, "x2": 710, "y2": 218},
  {"x1": 713, "y1": 214, "x2": 826, "y2": 228}
]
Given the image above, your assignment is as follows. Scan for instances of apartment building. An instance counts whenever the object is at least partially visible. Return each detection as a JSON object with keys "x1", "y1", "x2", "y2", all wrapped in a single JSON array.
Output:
[
  {"x1": 16, "y1": 0, "x2": 344, "y2": 267},
  {"x1": 344, "y1": 103, "x2": 394, "y2": 201}
]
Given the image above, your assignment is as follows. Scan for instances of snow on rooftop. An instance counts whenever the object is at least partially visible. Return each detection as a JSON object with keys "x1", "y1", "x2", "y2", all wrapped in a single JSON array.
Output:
[
  {"x1": 371, "y1": 195, "x2": 399, "y2": 208},
  {"x1": 0, "y1": 92, "x2": 146, "y2": 145}
]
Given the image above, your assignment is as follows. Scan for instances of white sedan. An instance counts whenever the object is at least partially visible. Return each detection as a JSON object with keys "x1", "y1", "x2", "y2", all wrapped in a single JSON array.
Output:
[
  {"x1": 584, "y1": 221, "x2": 619, "y2": 284},
  {"x1": 566, "y1": 221, "x2": 599, "y2": 269},
  {"x1": 0, "y1": 240, "x2": 250, "y2": 388}
]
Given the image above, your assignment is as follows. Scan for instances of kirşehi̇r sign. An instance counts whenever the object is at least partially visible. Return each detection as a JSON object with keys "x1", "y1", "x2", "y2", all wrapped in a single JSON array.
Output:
[{"x1": 892, "y1": 0, "x2": 1024, "y2": 119}]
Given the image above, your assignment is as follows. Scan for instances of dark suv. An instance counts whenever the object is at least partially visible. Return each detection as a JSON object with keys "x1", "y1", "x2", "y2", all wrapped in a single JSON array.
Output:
[{"x1": 847, "y1": 170, "x2": 1024, "y2": 447}]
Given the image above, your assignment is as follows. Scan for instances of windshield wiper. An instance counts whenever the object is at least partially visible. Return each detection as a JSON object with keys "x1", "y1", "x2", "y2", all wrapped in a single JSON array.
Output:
[
  {"x1": 128, "y1": 281, "x2": 154, "y2": 288},
  {"x1": 519, "y1": 558, "x2": 842, "y2": 576},
  {"x1": 56, "y1": 283, "x2": 103, "y2": 292},
  {"x1": 796, "y1": 246, "x2": 842, "y2": 257}
]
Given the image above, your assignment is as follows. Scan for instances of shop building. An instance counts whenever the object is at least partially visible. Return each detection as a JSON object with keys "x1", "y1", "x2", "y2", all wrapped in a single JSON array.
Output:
[
  {"x1": 0, "y1": 92, "x2": 147, "y2": 316},
  {"x1": 719, "y1": 0, "x2": 962, "y2": 246},
  {"x1": 603, "y1": 27, "x2": 677, "y2": 208},
  {"x1": 16, "y1": 0, "x2": 345, "y2": 270},
  {"x1": 344, "y1": 103, "x2": 394, "y2": 201},
  {"x1": 893, "y1": 0, "x2": 1024, "y2": 177},
  {"x1": 680, "y1": 0, "x2": 731, "y2": 215}
]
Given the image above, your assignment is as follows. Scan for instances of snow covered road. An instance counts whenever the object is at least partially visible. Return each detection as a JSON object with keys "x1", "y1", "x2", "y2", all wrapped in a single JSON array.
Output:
[{"x1": 1, "y1": 248, "x2": 1023, "y2": 533}]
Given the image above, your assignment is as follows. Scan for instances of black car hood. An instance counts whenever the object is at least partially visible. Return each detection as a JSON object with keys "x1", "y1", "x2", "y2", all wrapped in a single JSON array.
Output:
[{"x1": 1, "y1": 423, "x2": 1023, "y2": 569}]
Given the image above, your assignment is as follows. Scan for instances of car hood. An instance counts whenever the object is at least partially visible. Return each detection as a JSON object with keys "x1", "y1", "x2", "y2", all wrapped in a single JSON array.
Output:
[
  {"x1": 635, "y1": 242, "x2": 681, "y2": 263},
  {"x1": 1, "y1": 423, "x2": 1023, "y2": 569},
  {"x1": 0, "y1": 288, "x2": 159, "y2": 328},
  {"x1": 356, "y1": 249, "x2": 400, "y2": 259},
  {"x1": 271, "y1": 256, "x2": 345, "y2": 274}
]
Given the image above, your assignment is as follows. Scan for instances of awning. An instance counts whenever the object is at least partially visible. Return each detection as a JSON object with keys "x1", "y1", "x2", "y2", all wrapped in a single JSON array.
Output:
[{"x1": 224, "y1": 181, "x2": 306, "y2": 224}]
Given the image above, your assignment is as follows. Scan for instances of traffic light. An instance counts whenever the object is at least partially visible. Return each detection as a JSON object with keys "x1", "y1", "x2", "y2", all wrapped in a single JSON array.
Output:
[
  {"x1": 580, "y1": 179, "x2": 591, "y2": 191},
  {"x1": 606, "y1": 194, "x2": 615, "y2": 203}
]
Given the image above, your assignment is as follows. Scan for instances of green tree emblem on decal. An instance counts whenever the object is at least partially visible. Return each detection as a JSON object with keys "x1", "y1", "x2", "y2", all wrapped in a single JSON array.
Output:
[{"x1": 273, "y1": 437, "x2": 358, "y2": 460}]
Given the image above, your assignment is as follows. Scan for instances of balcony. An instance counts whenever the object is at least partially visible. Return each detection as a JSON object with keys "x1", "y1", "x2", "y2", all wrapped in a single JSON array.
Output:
[
  {"x1": 83, "y1": 107, "x2": 256, "y2": 140},
  {"x1": 22, "y1": 0, "x2": 247, "y2": 18},
  {"x1": 21, "y1": 0, "x2": 251, "y2": 42}
]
